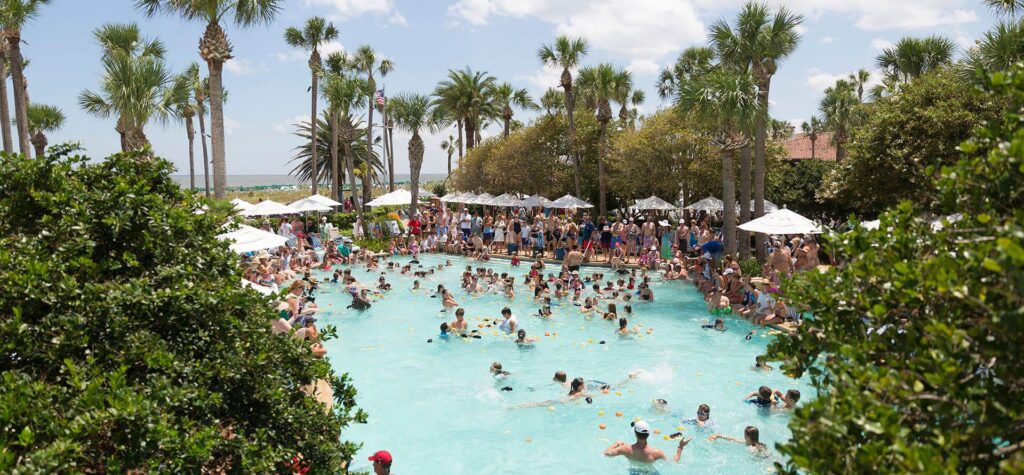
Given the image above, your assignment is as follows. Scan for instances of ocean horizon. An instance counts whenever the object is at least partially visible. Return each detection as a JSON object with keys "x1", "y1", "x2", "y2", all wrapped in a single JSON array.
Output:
[{"x1": 170, "y1": 173, "x2": 450, "y2": 188}]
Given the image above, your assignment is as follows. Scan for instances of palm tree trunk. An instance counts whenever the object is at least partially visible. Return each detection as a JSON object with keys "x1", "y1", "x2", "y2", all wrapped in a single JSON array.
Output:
[
  {"x1": 836, "y1": 140, "x2": 847, "y2": 162},
  {"x1": 447, "y1": 151, "x2": 452, "y2": 177},
  {"x1": 597, "y1": 120, "x2": 608, "y2": 216},
  {"x1": 198, "y1": 110, "x2": 211, "y2": 198},
  {"x1": 0, "y1": 54, "x2": 13, "y2": 155},
  {"x1": 186, "y1": 116, "x2": 196, "y2": 191},
  {"x1": 31, "y1": 132, "x2": 45, "y2": 158},
  {"x1": 363, "y1": 92, "x2": 374, "y2": 234},
  {"x1": 208, "y1": 60, "x2": 227, "y2": 198},
  {"x1": 738, "y1": 141, "x2": 751, "y2": 259},
  {"x1": 410, "y1": 132, "x2": 423, "y2": 214},
  {"x1": 722, "y1": 147, "x2": 737, "y2": 255},
  {"x1": 343, "y1": 121, "x2": 363, "y2": 237},
  {"x1": 810, "y1": 137, "x2": 816, "y2": 160},
  {"x1": 116, "y1": 118, "x2": 128, "y2": 152},
  {"x1": 309, "y1": 68, "x2": 319, "y2": 195},
  {"x1": 7, "y1": 34, "x2": 32, "y2": 158},
  {"x1": 330, "y1": 111, "x2": 340, "y2": 201},
  {"x1": 564, "y1": 81, "x2": 581, "y2": 197},
  {"x1": 384, "y1": 111, "x2": 394, "y2": 192},
  {"x1": 753, "y1": 77, "x2": 770, "y2": 263},
  {"x1": 388, "y1": 118, "x2": 395, "y2": 187},
  {"x1": 465, "y1": 119, "x2": 476, "y2": 149},
  {"x1": 456, "y1": 119, "x2": 464, "y2": 166}
]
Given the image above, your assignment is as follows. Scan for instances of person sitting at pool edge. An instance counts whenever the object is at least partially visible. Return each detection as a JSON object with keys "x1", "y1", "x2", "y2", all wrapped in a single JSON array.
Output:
[
  {"x1": 708, "y1": 426, "x2": 769, "y2": 457},
  {"x1": 604, "y1": 420, "x2": 691, "y2": 465}
]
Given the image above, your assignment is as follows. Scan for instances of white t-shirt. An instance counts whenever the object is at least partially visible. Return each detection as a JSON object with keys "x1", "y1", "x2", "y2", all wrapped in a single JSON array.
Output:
[
  {"x1": 498, "y1": 314, "x2": 518, "y2": 334},
  {"x1": 279, "y1": 222, "x2": 293, "y2": 237}
]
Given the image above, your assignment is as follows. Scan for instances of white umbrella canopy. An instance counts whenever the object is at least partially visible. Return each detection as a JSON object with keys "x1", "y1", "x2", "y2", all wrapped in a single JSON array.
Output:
[
  {"x1": 417, "y1": 187, "x2": 435, "y2": 198},
  {"x1": 549, "y1": 194, "x2": 594, "y2": 209},
  {"x1": 366, "y1": 189, "x2": 415, "y2": 207},
  {"x1": 521, "y1": 194, "x2": 550, "y2": 208},
  {"x1": 305, "y1": 194, "x2": 342, "y2": 207},
  {"x1": 288, "y1": 197, "x2": 333, "y2": 213},
  {"x1": 217, "y1": 224, "x2": 289, "y2": 253},
  {"x1": 488, "y1": 193, "x2": 527, "y2": 207},
  {"x1": 467, "y1": 192, "x2": 494, "y2": 205},
  {"x1": 230, "y1": 198, "x2": 254, "y2": 212},
  {"x1": 243, "y1": 200, "x2": 297, "y2": 217},
  {"x1": 738, "y1": 208, "x2": 825, "y2": 235},
  {"x1": 454, "y1": 192, "x2": 478, "y2": 204},
  {"x1": 737, "y1": 200, "x2": 780, "y2": 213},
  {"x1": 440, "y1": 192, "x2": 464, "y2": 203},
  {"x1": 684, "y1": 196, "x2": 724, "y2": 211},
  {"x1": 630, "y1": 195, "x2": 678, "y2": 211}
]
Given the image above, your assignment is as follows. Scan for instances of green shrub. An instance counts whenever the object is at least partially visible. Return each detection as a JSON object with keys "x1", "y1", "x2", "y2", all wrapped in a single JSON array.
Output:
[{"x1": 738, "y1": 257, "x2": 762, "y2": 277}]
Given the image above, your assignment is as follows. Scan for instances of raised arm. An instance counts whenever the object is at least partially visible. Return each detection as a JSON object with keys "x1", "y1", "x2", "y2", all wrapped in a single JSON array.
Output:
[{"x1": 673, "y1": 437, "x2": 692, "y2": 463}]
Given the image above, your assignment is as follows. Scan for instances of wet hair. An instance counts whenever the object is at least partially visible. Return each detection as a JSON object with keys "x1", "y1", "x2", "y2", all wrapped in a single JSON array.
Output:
[
  {"x1": 758, "y1": 386, "x2": 772, "y2": 400},
  {"x1": 607, "y1": 303, "x2": 618, "y2": 314},
  {"x1": 491, "y1": 362, "x2": 502, "y2": 371},
  {"x1": 569, "y1": 377, "x2": 585, "y2": 395},
  {"x1": 440, "y1": 322, "x2": 449, "y2": 332},
  {"x1": 624, "y1": 305, "x2": 633, "y2": 314},
  {"x1": 786, "y1": 389, "x2": 801, "y2": 403},
  {"x1": 698, "y1": 404, "x2": 711, "y2": 417},
  {"x1": 744, "y1": 426, "x2": 761, "y2": 445},
  {"x1": 517, "y1": 329, "x2": 526, "y2": 338},
  {"x1": 618, "y1": 317, "x2": 628, "y2": 329},
  {"x1": 554, "y1": 371, "x2": 567, "y2": 382},
  {"x1": 501, "y1": 307, "x2": 512, "y2": 316},
  {"x1": 455, "y1": 308, "x2": 465, "y2": 317}
]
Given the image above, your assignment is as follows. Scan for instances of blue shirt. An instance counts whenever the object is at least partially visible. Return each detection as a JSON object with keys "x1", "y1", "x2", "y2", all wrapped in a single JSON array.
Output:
[{"x1": 702, "y1": 240, "x2": 724, "y2": 254}]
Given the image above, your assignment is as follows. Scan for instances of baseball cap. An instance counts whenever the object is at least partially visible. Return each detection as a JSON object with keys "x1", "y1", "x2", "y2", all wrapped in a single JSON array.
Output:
[
  {"x1": 368, "y1": 450, "x2": 393, "y2": 464},
  {"x1": 631, "y1": 420, "x2": 651, "y2": 434},
  {"x1": 723, "y1": 268, "x2": 735, "y2": 275}
]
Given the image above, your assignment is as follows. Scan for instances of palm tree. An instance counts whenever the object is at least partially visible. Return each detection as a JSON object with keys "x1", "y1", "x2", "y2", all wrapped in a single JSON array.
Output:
[
  {"x1": 848, "y1": 68, "x2": 871, "y2": 102},
  {"x1": 79, "y1": 24, "x2": 187, "y2": 153},
  {"x1": 676, "y1": 68, "x2": 760, "y2": 255},
  {"x1": 656, "y1": 46, "x2": 716, "y2": 99},
  {"x1": 173, "y1": 65, "x2": 199, "y2": 190},
  {"x1": 137, "y1": 0, "x2": 281, "y2": 199},
  {"x1": 490, "y1": 82, "x2": 537, "y2": 137},
  {"x1": 440, "y1": 135, "x2": 455, "y2": 177},
  {"x1": 289, "y1": 113, "x2": 383, "y2": 192},
  {"x1": 194, "y1": 76, "x2": 212, "y2": 197},
  {"x1": 432, "y1": 67, "x2": 497, "y2": 151},
  {"x1": 710, "y1": 1, "x2": 802, "y2": 262},
  {"x1": 800, "y1": 116, "x2": 823, "y2": 159},
  {"x1": 576, "y1": 63, "x2": 625, "y2": 216},
  {"x1": 612, "y1": 76, "x2": 644, "y2": 128},
  {"x1": 285, "y1": 16, "x2": 339, "y2": 197},
  {"x1": 820, "y1": 79, "x2": 857, "y2": 162},
  {"x1": 539, "y1": 88, "x2": 564, "y2": 115},
  {"x1": 321, "y1": 53, "x2": 367, "y2": 203},
  {"x1": 0, "y1": 39, "x2": 14, "y2": 154},
  {"x1": 876, "y1": 36, "x2": 955, "y2": 86},
  {"x1": 987, "y1": 0, "x2": 1024, "y2": 15},
  {"x1": 967, "y1": 20, "x2": 1024, "y2": 73},
  {"x1": 25, "y1": 103, "x2": 63, "y2": 157},
  {"x1": 349, "y1": 45, "x2": 393, "y2": 214},
  {"x1": 0, "y1": 0, "x2": 48, "y2": 157},
  {"x1": 538, "y1": 35, "x2": 589, "y2": 196},
  {"x1": 388, "y1": 93, "x2": 433, "y2": 213}
]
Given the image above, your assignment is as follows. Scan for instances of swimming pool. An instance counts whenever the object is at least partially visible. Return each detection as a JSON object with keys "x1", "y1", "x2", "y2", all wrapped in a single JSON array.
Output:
[{"x1": 315, "y1": 255, "x2": 810, "y2": 474}]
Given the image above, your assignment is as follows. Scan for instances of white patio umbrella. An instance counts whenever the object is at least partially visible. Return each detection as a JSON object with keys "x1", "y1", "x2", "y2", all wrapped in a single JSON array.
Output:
[
  {"x1": 467, "y1": 192, "x2": 494, "y2": 205},
  {"x1": 417, "y1": 187, "x2": 435, "y2": 198},
  {"x1": 737, "y1": 200, "x2": 780, "y2": 213},
  {"x1": 243, "y1": 200, "x2": 297, "y2": 217},
  {"x1": 288, "y1": 197, "x2": 333, "y2": 213},
  {"x1": 521, "y1": 194, "x2": 551, "y2": 208},
  {"x1": 738, "y1": 208, "x2": 825, "y2": 235},
  {"x1": 630, "y1": 195, "x2": 678, "y2": 211},
  {"x1": 440, "y1": 192, "x2": 464, "y2": 203},
  {"x1": 455, "y1": 192, "x2": 478, "y2": 204},
  {"x1": 366, "y1": 189, "x2": 415, "y2": 207},
  {"x1": 549, "y1": 194, "x2": 594, "y2": 209},
  {"x1": 684, "y1": 196, "x2": 724, "y2": 212},
  {"x1": 217, "y1": 224, "x2": 289, "y2": 253},
  {"x1": 230, "y1": 198, "x2": 254, "y2": 212},
  {"x1": 488, "y1": 193, "x2": 527, "y2": 207},
  {"x1": 305, "y1": 194, "x2": 342, "y2": 207}
]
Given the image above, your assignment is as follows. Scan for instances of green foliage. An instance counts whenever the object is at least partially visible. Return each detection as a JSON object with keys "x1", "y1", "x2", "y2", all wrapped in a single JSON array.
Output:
[
  {"x1": 766, "y1": 159, "x2": 852, "y2": 223},
  {"x1": 353, "y1": 237, "x2": 390, "y2": 252},
  {"x1": 431, "y1": 182, "x2": 447, "y2": 198},
  {"x1": 767, "y1": 65, "x2": 1024, "y2": 474},
  {"x1": 326, "y1": 208, "x2": 393, "y2": 231},
  {"x1": 737, "y1": 257, "x2": 761, "y2": 277},
  {"x1": 0, "y1": 149, "x2": 365, "y2": 472},
  {"x1": 821, "y1": 68, "x2": 1003, "y2": 216}
]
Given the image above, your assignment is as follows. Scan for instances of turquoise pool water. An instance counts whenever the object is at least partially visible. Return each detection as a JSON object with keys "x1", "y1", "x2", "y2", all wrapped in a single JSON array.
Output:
[{"x1": 314, "y1": 255, "x2": 809, "y2": 474}]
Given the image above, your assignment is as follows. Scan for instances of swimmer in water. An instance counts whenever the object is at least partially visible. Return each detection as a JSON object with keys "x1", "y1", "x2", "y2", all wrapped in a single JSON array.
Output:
[
  {"x1": 497, "y1": 307, "x2": 518, "y2": 334},
  {"x1": 617, "y1": 317, "x2": 639, "y2": 336},
  {"x1": 511, "y1": 377, "x2": 594, "y2": 410},
  {"x1": 680, "y1": 403, "x2": 716, "y2": 429},
  {"x1": 773, "y1": 389, "x2": 800, "y2": 410},
  {"x1": 490, "y1": 361, "x2": 510, "y2": 379},
  {"x1": 449, "y1": 308, "x2": 469, "y2": 333},
  {"x1": 708, "y1": 426, "x2": 769, "y2": 457},
  {"x1": 743, "y1": 386, "x2": 776, "y2": 408},
  {"x1": 753, "y1": 355, "x2": 773, "y2": 372},
  {"x1": 701, "y1": 318, "x2": 726, "y2": 331},
  {"x1": 580, "y1": 297, "x2": 596, "y2": 314},
  {"x1": 411, "y1": 280, "x2": 421, "y2": 292},
  {"x1": 604, "y1": 420, "x2": 692, "y2": 466},
  {"x1": 537, "y1": 305, "x2": 553, "y2": 317},
  {"x1": 441, "y1": 289, "x2": 459, "y2": 311},
  {"x1": 437, "y1": 322, "x2": 451, "y2": 341},
  {"x1": 514, "y1": 329, "x2": 538, "y2": 346}
]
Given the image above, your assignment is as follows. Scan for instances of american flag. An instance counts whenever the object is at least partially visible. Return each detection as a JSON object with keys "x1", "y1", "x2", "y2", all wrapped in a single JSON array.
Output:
[{"x1": 374, "y1": 89, "x2": 385, "y2": 106}]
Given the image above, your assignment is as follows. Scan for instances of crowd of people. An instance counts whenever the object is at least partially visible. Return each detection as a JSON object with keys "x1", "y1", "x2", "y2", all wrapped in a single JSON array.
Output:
[{"x1": 236, "y1": 201, "x2": 819, "y2": 473}]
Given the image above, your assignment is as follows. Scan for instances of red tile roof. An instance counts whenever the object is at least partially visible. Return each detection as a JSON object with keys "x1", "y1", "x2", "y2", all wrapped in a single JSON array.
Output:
[{"x1": 783, "y1": 132, "x2": 836, "y2": 161}]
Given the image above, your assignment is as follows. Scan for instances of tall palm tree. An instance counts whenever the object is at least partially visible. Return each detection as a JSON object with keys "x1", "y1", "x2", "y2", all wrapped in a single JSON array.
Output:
[
  {"x1": 539, "y1": 88, "x2": 564, "y2": 115},
  {"x1": 25, "y1": 103, "x2": 62, "y2": 157},
  {"x1": 800, "y1": 116, "x2": 823, "y2": 160},
  {"x1": 137, "y1": 0, "x2": 281, "y2": 199},
  {"x1": 848, "y1": 68, "x2": 871, "y2": 102},
  {"x1": 576, "y1": 63, "x2": 624, "y2": 216},
  {"x1": 612, "y1": 76, "x2": 644, "y2": 128},
  {"x1": 676, "y1": 68, "x2": 760, "y2": 255},
  {"x1": 173, "y1": 65, "x2": 200, "y2": 190},
  {"x1": 710, "y1": 1, "x2": 802, "y2": 262},
  {"x1": 289, "y1": 113, "x2": 383, "y2": 192},
  {"x1": 490, "y1": 82, "x2": 537, "y2": 137},
  {"x1": 321, "y1": 52, "x2": 366, "y2": 204},
  {"x1": 79, "y1": 24, "x2": 187, "y2": 153},
  {"x1": 440, "y1": 135, "x2": 455, "y2": 177},
  {"x1": 194, "y1": 76, "x2": 212, "y2": 197},
  {"x1": 349, "y1": 45, "x2": 393, "y2": 214},
  {"x1": 656, "y1": 46, "x2": 716, "y2": 99},
  {"x1": 986, "y1": 0, "x2": 1024, "y2": 15},
  {"x1": 432, "y1": 67, "x2": 497, "y2": 150},
  {"x1": 285, "y1": 16, "x2": 339, "y2": 196},
  {"x1": 388, "y1": 93, "x2": 433, "y2": 213},
  {"x1": 538, "y1": 35, "x2": 589, "y2": 196},
  {"x1": 876, "y1": 35, "x2": 955, "y2": 86},
  {"x1": 967, "y1": 20, "x2": 1024, "y2": 73},
  {"x1": 820, "y1": 79, "x2": 857, "y2": 162},
  {"x1": 0, "y1": 0, "x2": 48, "y2": 157},
  {"x1": 0, "y1": 39, "x2": 14, "y2": 154}
]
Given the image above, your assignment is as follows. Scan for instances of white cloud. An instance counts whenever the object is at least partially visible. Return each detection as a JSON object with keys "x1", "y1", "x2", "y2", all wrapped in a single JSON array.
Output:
[
  {"x1": 224, "y1": 58, "x2": 263, "y2": 76},
  {"x1": 693, "y1": 0, "x2": 978, "y2": 31},
  {"x1": 224, "y1": 117, "x2": 240, "y2": 136},
  {"x1": 275, "y1": 40, "x2": 346, "y2": 62},
  {"x1": 820, "y1": 36, "x2": 834, "y2": 44},
  {"x1": 789, "y1": 118, "x2": 805, "y2": 130},
  {"x1": 448, "y1": 0, "x2": 705, "y2": 74},
  {"x1": 518, "y1": 66, "x2": 568, "y2": 95},
  {"x1": 273, "y1": 115, "x2": 311, "y2": 134},
  {"x1": 806, "y1": 67, "x2": 883, "y2": 95},
  {"x1": 304, "y1": 0, "x2": 407, "y2": 25},
  {"x1": 871, "y1": 38, "x2": 894, "y2": 51},
  {"x1": 626, "y1": 59, "x2": 660, "y2": 75}
]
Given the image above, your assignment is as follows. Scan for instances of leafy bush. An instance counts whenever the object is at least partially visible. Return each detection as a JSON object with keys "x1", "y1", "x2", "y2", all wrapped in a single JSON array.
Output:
[
  {"x1": 767, "y1": 67, "x2": 1024, "y2": 473},
  {"x1": 0, "y1": 149, "x2": 365, "y2": 472},
  {"x1": 353, "y1": 237, "x2": 391, "y2": 252},
  {"x1": 738, "y1": 257, "x2": 762, "y2": 277}
]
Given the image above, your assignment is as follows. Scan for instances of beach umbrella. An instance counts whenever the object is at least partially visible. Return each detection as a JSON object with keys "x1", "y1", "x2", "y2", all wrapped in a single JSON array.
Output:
[
  {"x1": 683, "y1": 196, "x2": 724, "y2": 212},
  {"x1": 549, "y1": 194, "x2": 594, "y2": 209},
  {"x1": 305, "y1": 194, "x2": 342, "y2": 207},
  {"x1": 738, "y1": 208, "x2": 825, "y2": 235},
  {"x1": 455, "y1": 192, "x2": 478, "y2": 204},
  {"x1": 366, "y1": 189, "x2": 416, "y2": 207},
  {"x1": 217, "y1": 224, "x2": 289, "y2": 253},
  {"x1": 466, "y1": 192, "x2": 494, "y2": 205},
  {"x1": 629, "y1": 195, "x2": 678, "y2": 211},
  {"x1": 288, "y1": 197, "x2": 333, "y2": 213},
  {"x1": 737, "y1": 200, "x2": 779, "y2": 213},
  {"x1": 440, "y1": 192, "x2": 464, "y2": 203},
  {"x1": 488, "y1": 193, "x2": 527, "y2": 207},
  {"x1": 230, "y1": 198, "x2": 254, "y2": 212},
  {"x1": 417, "y1": 187, "x2": 435, "y2": 198},
  {"x1": 243, "y1": 200, "x2": 297, "y2": 217},
  {"x1": 521, "y1": 194, "x2": 550, "y2": 208}
]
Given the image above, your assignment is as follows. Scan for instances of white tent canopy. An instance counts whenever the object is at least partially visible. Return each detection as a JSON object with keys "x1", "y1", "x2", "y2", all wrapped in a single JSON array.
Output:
[
  {"x1": 630, "y1": 195, "x2": 678, "y2": 211},
  {"x1": 549, "y1": 194, "x2": 594, "y2": 209},
  {"x1": 243, "y1": 200, "x2": 296, "y2": 217},
  {"x1": 366, "y1": 189, "x2": 422, "y2": 207},
  {"x1": 305, "y1": 194, "x2": 342, "y2": 207},
  {"x1": 684, "y1": 196, "x2": 724, "y2": 211},
  {"x1": 521, "y1": 194, "x2": 550, "y2": 208},
  {"x1": 217, "y1": 224, "x2": 289, "y2": 253},
  {"x1": 488, "y1": 193, "x2": 526, "y2": 207},
  {"x1": 738, "y1": 208, "x2": 825, "y2": 235},
  {"x1": 288, "y1": 197, "x2": 333, "y2": 213},
  {"x1": 230, "y1": 198, "x2": 254, "y2": 212}
]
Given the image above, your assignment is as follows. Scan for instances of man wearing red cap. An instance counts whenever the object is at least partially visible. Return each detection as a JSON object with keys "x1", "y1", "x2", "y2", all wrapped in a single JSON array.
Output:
[{"x1": 368, "y1": 450, "x2": 393, "y2": 474}]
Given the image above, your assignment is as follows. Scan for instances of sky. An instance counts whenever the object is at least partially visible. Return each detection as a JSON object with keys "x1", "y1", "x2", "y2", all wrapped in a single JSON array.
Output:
[{"x1": 25, "y1": 0, "x2": 1003, "y2": 177}]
